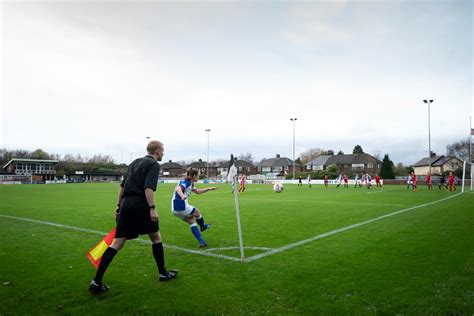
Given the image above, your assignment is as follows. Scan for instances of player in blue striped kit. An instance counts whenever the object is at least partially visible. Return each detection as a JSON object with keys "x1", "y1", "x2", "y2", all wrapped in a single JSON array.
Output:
[{"x1": 172, "y1": 168, "x2": 217, "y2": 247}]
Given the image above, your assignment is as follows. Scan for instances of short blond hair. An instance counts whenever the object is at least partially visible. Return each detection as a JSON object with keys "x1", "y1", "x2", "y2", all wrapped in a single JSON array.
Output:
[{"x1": 147, "y1": 140, "x2": 163, "y2": 154}]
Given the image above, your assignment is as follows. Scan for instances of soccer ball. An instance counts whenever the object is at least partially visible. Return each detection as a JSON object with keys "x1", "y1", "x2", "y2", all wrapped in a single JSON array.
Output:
[{"x1": 273, "y1": 182, "x2": 284, "y2": 193}]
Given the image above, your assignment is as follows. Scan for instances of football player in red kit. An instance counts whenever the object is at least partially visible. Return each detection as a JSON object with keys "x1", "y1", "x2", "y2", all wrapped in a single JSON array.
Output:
[
  {"x1": 448, "y1": 171, "x2": 456, "y2": 192},
  {"x1": 411, "y1": 172, "x2": 418, "y2": 192},
  {"x1": 343, "y1": 174, "x2": 349, "y2": 188},
  {"x1": 324, "y1": 174, "x2": 329, "y2": 189},
  {"x1": 375, "y1": 173, "x2": 382, "y2": 189},
  {"x1": 426, "y1": 173, "x2": 433, "y2": 190}
]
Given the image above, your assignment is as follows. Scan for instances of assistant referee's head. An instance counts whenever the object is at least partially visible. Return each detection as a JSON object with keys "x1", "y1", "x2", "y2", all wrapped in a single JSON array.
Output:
[{"x1": 147, "y1": 140, "x2": 164, "y2": 162}]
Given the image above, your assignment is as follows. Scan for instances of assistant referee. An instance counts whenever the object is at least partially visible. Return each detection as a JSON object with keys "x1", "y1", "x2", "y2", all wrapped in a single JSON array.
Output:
[{"x1": 89, "y1": 140, "x2": 177, "y2": 294}]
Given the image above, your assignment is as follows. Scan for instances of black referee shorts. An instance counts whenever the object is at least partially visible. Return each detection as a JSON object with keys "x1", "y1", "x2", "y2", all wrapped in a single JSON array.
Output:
[{"x1": 116, "y1": 196, "x2": 159, "y2": 240}]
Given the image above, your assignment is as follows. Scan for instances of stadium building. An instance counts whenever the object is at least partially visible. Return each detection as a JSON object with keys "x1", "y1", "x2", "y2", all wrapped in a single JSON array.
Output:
[{"x1": 2, "y1": 158, "x2": 58, "y2": 183}]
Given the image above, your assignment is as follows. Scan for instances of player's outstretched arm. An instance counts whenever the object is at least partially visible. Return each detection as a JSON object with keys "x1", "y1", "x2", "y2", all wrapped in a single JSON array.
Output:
[{"x1": 193, "y1": 187, "x2": 218, "y2": 194}]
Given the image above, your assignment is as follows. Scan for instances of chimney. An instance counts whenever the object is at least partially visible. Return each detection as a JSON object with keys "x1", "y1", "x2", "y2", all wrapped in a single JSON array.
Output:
[
  {"x1": 198, "y1": 159, "x2": 202, "y2": 162},
  {"x1": 430, "y1": 151, "x2": 436, "y2": 158},
  {"x1": 276, "y1": 154, "x2": 281, "y2": 158},
  {"x1": 169, "y1": 160, "x2": 172, "y2": 163}
]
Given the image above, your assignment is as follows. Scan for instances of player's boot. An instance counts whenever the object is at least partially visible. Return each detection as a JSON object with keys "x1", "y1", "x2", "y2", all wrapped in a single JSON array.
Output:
[
  {"x1": 199, "y1": 242, "x2": 208, "y2": 248},
  {"x1": 89, "y1": 280, "x2": 109, "y2": 294},
  {"x1": 159, "y1": 269, "x2": 178, "y2": 282},
  {"x1": 200, "y1": 223, "x2": 211, "y2": 232}
]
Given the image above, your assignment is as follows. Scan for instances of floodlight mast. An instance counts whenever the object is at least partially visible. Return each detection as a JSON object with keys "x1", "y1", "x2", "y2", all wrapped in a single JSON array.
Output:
[
  {"x1": 205, "y1": 129, "x2": 211, "y2": 180},
  {"x1": 290, "y1": 118, "x2": 297, "y2": 180},
  {"x1": 423, "y1": 100, "x2": 433, "y2": 175}
]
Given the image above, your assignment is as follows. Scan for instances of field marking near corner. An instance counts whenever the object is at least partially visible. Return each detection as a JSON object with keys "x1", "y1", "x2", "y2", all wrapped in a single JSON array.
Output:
[
  {"x1": 0, "y1": 193, "x2": 465, "y2": 264},
  {"x1": 0, "y1": 214, "x2": 246, "y2": 263},
  {"x1": 243, "y1": 193, "x2": 463, "y2": 263}
]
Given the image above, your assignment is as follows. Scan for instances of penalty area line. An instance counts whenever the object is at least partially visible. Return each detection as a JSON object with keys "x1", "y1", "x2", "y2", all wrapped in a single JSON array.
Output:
[
  {"x1": 0, "y1": 214, "x2": 242, "y2": 263},
  {"x1": 244, "y1": 193, "x2": 463, "y2": 263}
]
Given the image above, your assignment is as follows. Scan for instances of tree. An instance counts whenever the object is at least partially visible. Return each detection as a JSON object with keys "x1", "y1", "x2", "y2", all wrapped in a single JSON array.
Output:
[
  {"x1": 380, "y1": 154, "x2": 395, "y2": 179},
  {"x1": 238, "y1": 153, "x2": 254, "y2": 163},
  {"x1": 89, "y1": 154, "x2": 115, "y2": 165},
  {"x1": 446, "y1": 139, "x2": 470, "y2": 161},
  {"x1": 327, "y1": 149, "x2": 335, "y2": 156},
  {"x1": 394, "y1": 162, "x2": 407, "y2": 177},
  {"x1": 337, "y1": 150, "x2": 344, "y2": 155},
  {"x1": 299, "y1": 148, "x2": 326, "y2": 165},
  {"x1": 30, "y1": 149, "x2": 51, "y2": 160},
  {"x1": 352, "y1": 145, "x2": 364, "y2": 154}
]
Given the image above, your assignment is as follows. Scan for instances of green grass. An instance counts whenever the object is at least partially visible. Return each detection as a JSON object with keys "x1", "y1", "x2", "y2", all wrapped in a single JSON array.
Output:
[{"x1": 0, "y1": 183, "x2": 473, "y2": 315}]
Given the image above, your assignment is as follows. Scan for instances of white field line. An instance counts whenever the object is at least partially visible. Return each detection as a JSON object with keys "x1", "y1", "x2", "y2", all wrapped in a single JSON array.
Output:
[
  {"x1": 0, "y1": 214, "x2": 242, "y2": 263},
  {"x1": 202, "y1": 246, "x2": 273, "y2": 253},
  {"x1": 240, "y1": 197, "x2": 406, "y2": 207},
  {"x1": 244, "y1": 193, "x2": 463, "y2": 263},
  {"x1": 367, "y1": 189, "x2": 395, "y2": 194}
]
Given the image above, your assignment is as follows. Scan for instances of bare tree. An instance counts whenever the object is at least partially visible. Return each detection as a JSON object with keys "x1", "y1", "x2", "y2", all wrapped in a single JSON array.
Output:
[
  {"x1": 238, "y1": 152, "x2": 254, "y2": 163},
  {"x1": 300, "y1": 148, "x2": 326, "y2": 165},
  {"x1": 372, "y1": 150, "x2": 381, "y2": 161},
  {"x1": 446, "y1": 139, "x2": 470, "y2": 161}
]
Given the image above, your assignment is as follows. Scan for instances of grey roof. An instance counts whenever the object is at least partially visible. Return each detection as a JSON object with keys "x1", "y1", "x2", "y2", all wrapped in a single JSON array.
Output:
[
  {"x1": 187, "y1": 161, "x2": 218, "y2": 168},
  {"x1": 326, "y1": 154, "x2": 381, "y2": 165},
  {"x1": 219, "y1": 159, "x2": 256, "y2": 168},
  {"x1": 306, "y1": 155, "x2": 331, "y2": 166},
  {"x1": 259, "y1": 157, "x2": 300, "y2": 168},
  {"x1": 414, "y1": 156, "x2": 461, "y2": 167},
  {"x1": 160, "y1": 161, "x2": 184, "y2": 169}
]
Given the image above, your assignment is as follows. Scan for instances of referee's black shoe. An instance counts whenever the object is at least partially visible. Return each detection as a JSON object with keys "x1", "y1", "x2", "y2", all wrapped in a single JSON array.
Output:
[
  {"x1": 159, "y1": 269, "x2": 178, "y2": 282},
  {"x1": 89, "y1": 280, "x2": 109, "y2": 294}
]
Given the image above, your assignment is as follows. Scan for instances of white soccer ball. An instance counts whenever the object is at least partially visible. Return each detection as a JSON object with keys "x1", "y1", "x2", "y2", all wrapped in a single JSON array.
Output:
[{"x1": 273, "y1": 182, "x2": 284, "y2": 193}]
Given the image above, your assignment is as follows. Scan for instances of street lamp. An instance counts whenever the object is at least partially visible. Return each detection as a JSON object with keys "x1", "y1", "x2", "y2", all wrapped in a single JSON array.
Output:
[
  {"x1": 205, "y1": 129, "x2": 211, "y2": 179},
  {"x1": 290, "y1": 118, "x2": 297, "y2": 180},
  {"x1": 423, "y1": 100, "x2": 433, "y2": 175}
]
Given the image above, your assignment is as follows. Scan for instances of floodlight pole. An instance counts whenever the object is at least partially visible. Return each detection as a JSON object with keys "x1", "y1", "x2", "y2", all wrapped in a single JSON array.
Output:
[
  {"x1": 290, "y1": 118, "x2": 297, "y2": 180},
  {"x1": 205, "y1": 129, "x2": 211, "y2": 180},
  {"x1": 423, "y1": 100, "x2": 433, "y2": 175}
]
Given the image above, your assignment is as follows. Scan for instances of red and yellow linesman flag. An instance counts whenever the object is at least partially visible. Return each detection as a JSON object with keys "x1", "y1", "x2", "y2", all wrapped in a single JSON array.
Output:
[{"x1": 87, "y1": 228, "x2": 116, "y2": 269}]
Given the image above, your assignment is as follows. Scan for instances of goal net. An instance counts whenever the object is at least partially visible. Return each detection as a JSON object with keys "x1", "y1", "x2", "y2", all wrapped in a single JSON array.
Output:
[{"x1": 0, "y1": 174, "x2": 32, "y2": 184}]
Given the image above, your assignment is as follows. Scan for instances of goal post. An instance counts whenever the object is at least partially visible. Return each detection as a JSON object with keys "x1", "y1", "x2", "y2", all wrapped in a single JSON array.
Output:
[{"x1": 461, "y1": 160, "x2": 473, "y2": 193}]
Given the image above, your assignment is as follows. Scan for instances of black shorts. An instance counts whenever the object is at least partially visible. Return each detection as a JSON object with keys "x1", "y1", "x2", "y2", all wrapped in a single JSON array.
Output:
[{"x1": 116, "y1": 196, "x2": 159, "y2": 240}]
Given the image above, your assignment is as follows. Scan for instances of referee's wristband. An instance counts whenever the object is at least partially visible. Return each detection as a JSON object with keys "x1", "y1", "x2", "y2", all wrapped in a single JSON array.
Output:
[{"x1": 149, "y1": 205, "x2": 156, "y2": 209}]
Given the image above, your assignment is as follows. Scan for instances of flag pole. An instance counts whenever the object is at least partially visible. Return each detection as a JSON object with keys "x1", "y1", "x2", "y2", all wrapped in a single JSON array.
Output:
[
  {"x1": 233, "y1": 176, "x2": 245, "y2": 262},
  {"x1": 227, "y1": 154, "x2": 245, "y2": 262}
]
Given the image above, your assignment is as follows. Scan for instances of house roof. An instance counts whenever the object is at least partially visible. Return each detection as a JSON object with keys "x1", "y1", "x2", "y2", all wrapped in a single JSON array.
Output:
[
  {"x1": 306, "y1": 155, "x2": 331, "y2": 166},
  {"x1": 187, "y1": 160, "x2": 218, "y2": 168},
  {"x1": 259, "y1": 157, "x2": 300, "y2": 168},
  {"x1": 160, "y1": 161, "x2": 184, "y2": 169},
  {"x1": 3, "y1": 158, "x2": 59, "y2": 170},
  {"x1": 218, "y1": 159, "x2": 256, "y2": 168},
  {"x1": 414, "y1": 156, "x2": 462, "y2": 167},
  {"x1": 328, "y1": 153, "x2": 381, "y2": 165}
]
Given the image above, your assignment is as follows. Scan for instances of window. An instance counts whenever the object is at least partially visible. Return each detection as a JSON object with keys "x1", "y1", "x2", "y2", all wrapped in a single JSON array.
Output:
[
  {"x1": 352, "y1": 163, "x2": 364, "y2": 169},
  {"x1": 367, "y1": 163, "x2": 374, "y2": 168},
  {"x1": 273, "y1": 166, "x2": 283, "y2": 172},
  {"x1": 262, "y1": 167, "x2": 271, "y2": 172}
]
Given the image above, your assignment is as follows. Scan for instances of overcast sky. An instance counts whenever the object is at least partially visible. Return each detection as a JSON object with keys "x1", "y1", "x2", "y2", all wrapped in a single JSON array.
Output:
[{"x1": 1, "y1": 0, "x2": 472, "y2": 165}]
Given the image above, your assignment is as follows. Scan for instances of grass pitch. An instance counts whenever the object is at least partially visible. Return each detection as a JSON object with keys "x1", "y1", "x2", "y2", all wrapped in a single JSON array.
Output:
[{"x1": 0, "y1": 183, "x2": 473, "y2": 315}]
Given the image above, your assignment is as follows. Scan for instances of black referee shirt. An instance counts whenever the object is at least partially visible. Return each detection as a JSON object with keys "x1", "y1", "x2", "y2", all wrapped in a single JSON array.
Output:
[{"x1": 121, "y1": 155, "x2": 160, "y2": 198}]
